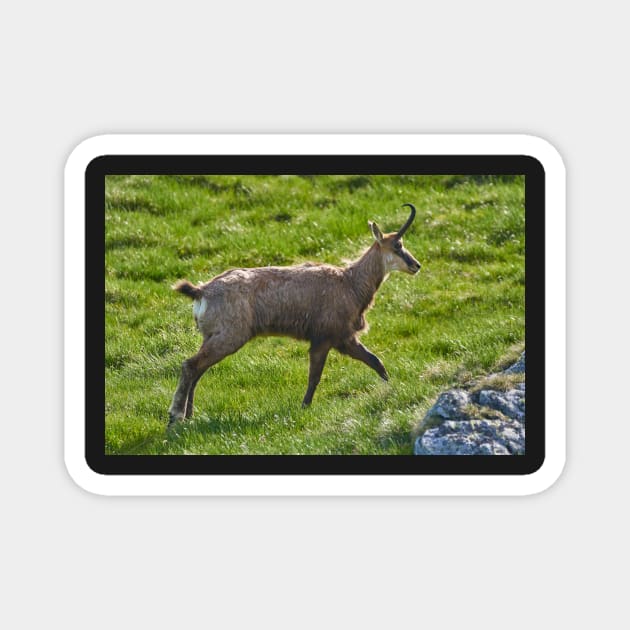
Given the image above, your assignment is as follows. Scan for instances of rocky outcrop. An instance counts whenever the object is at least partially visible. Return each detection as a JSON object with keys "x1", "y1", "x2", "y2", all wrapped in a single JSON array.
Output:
[
  {"x1": 503, "y1": 353, "x2": 525, "y2": 374},
  {"x1": 414, "y1": 352, "x2": 525, "y2": 456}
]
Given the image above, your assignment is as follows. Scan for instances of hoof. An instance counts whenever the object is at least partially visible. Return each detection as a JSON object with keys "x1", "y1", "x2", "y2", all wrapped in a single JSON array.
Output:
[{"x1": 168, "y1": 412, "x2": 184, "y2": 428}]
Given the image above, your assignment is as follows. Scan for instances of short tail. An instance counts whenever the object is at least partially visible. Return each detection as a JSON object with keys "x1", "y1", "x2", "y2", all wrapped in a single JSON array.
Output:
[{"x1": 172, "y1": 280, "x2": 203, "y2": 300}]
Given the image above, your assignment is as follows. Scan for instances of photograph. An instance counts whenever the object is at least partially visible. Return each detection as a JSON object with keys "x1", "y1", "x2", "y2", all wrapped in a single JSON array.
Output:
[{"x1": 104, "y1": 173, "x2": 526, "y2": 457}]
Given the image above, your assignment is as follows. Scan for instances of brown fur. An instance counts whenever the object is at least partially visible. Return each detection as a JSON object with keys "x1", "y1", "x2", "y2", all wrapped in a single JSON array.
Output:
[{"x1": 168, "y1": 210, "x2": 421, "y2": 426}]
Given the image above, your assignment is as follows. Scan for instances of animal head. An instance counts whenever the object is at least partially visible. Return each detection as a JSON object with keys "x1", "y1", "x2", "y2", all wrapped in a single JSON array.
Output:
[{"x1": 369, "y1": 203, "x2": 421, "y2": 275}]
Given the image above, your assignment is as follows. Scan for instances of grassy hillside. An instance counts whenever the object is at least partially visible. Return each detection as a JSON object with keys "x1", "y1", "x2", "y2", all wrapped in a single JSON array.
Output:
[{"x1": 105, "y1": 174, "x2": 525, "y2": 455}]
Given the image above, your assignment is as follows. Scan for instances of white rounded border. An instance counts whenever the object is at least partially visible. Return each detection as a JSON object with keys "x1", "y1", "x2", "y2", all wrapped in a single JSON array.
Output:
[{"x1": 64, "y1": 134, "x2": 565, "y2": 496}]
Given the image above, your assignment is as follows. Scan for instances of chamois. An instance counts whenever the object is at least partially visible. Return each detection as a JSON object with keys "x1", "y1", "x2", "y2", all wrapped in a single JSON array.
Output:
[{"x1": 168, "y1": 203, "x2": 421, "y2": 426}]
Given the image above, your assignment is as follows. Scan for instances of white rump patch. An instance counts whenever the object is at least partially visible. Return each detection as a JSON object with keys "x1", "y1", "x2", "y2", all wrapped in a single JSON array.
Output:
[{"x1": 192, "y1": 297, "x2": 207, "y2": 320}]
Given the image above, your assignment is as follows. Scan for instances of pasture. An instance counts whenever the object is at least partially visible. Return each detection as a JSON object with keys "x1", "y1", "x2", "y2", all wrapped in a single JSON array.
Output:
[{"x1": 105, "y1": 174, "x2": 525, "y2": 455}]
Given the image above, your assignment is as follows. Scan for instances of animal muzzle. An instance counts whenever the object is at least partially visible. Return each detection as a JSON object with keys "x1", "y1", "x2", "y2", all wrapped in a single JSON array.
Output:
[{"x1": 402, "y1": 252, "x2": 421, "y2": 274}]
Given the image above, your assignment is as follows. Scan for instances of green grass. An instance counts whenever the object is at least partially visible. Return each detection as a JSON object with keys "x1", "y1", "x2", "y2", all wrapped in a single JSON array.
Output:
[{"x1": 105, "y1": 174, "x2": 525, "y2": 455}]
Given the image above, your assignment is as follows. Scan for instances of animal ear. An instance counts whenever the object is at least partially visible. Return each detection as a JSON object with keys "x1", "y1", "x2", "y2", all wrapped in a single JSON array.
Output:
[{"x1": 369, "y1": 220, "x2": 384, "y2": 243}]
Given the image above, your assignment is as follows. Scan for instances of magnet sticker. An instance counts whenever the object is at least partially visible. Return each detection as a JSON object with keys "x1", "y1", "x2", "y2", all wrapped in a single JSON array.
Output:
[{"x1": 64, "y1": 134, "x2": 565, "y2": 495}]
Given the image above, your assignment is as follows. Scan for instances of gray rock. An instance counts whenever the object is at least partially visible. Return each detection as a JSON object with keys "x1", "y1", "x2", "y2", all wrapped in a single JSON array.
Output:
[
  {"x1": 414, "y1": 415, "x2": 525, "y2": 456},
  {"x1": 413, "y1": 352, "x2": 526, "y2": 456},
  {"x1": 415, "y1": 433, "x2": 478, "y2": 455},
  {"x1": 503, "y1": 352, "x2": 525, "y2": 374},
  {"x1": 478, "y1": 442, "x2": 511, "y2": 455},
  {"x1": 478, "y1": 389, "x2": 525, "y2": 422},
  {"x1": 425, "y1": 389, "x2": 471, "y2": 421}
]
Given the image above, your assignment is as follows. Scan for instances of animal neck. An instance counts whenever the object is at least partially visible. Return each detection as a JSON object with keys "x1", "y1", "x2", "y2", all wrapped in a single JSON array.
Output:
[{"x1": 346, "y1": 243, "x2": 387, "y2": 311}]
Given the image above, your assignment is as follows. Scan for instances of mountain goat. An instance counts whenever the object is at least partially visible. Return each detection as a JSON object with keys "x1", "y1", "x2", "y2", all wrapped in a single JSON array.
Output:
[{"x1": 168, "y1": 203, "x2": 420, "y2": 426}]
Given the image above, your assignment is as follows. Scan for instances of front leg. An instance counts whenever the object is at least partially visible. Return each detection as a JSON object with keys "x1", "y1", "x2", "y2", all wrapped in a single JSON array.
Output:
[
  {"x1": 302, "y1": 340, "x2": 332, "y2": 407},
  {"x1": 337, "y1": 337, "x2": 389, "y2": 381}
]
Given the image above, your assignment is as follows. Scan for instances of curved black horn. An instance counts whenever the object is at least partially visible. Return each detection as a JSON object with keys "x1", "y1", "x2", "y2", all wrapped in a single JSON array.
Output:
[{"x1": 397, "y1": 203, "x2": 416, "y2": 237}]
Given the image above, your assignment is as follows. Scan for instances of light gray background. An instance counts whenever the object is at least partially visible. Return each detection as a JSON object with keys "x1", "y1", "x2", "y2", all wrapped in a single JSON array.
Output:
[{"x1": 1, "y1": 1, "x2": 627, "y2": 628}]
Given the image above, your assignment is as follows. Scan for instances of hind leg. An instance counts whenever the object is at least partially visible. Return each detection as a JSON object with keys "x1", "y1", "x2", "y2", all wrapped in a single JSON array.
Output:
[
  {"x1": 185, "y1": 374, "x2": 202, "y2": 419},
  {"x1": 168, "y1": 334, "x2": 247, "y2": 426}
]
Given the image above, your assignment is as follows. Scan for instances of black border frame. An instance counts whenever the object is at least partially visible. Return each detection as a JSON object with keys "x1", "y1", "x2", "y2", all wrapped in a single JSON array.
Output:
[{"x1": 89, "y1": 155, "x2": 545, "y2": 476}]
